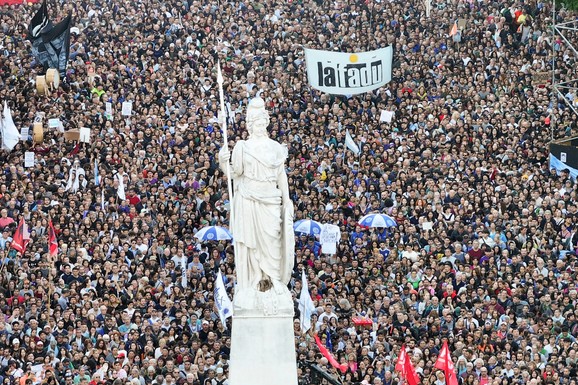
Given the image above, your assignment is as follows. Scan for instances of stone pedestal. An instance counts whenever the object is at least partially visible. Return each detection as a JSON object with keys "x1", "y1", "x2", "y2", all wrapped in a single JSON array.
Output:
[{"x1": 229, "y1": 283, "x2": 298, "y2": 385}]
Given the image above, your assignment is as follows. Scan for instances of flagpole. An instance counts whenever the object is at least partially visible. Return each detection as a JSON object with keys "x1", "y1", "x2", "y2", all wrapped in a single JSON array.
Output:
[
  {"x1": 216, "y1": 61, "x2": 234, "y2": 216},
  {"x1": 47, "y1": 217, "x2": 53, "y2": 327}
]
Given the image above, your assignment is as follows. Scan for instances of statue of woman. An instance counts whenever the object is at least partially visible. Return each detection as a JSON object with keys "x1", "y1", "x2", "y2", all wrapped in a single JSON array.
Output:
[{"x1": 219, "y1": 97, "x2": 294, "y2": 295}]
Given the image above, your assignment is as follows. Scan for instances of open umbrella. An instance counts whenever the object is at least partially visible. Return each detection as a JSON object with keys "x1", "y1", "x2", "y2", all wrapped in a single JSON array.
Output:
[
  {"x1": 358, "y1": 213, "x2": 397, "y2": 228},
  {"x1": 194, "y1": 226, "x2": 233, "y2": 241},
  {"x1": 293, "y1": 219, "x2": 323, "y2": 236}
]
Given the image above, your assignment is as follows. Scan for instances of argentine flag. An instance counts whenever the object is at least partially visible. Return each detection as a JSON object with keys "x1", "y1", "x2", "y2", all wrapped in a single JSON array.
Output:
[
  {"x1": 298, "y1": 269, "x2": 316, "y2": 333},
  {"x1": 214, "y1": 271, "x2": 234, "y2": 329},
  {"x1": 94, "y1": 159, "x2": 100, "y2": 186}
]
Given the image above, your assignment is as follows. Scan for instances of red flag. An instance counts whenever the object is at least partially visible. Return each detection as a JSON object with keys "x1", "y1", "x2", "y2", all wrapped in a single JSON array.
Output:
[
  {"x1": 11, "y1": 218, "x2": 29, "y2": 255},
  {"x1": 395, "y1": 345, "x2": 420, "y2": 385},
  {"x1": 314, "y1": 334, "x2": 348, "y2": 374},
  {"x1": 434, "y1": 341, "x2": 458, "y2": 385},
  {"x1": 48, "y1": 220, "x2": 58, "y2": 258},
  {"x1": 449, "y1": 22, "x2": 458, "y2": 36}
]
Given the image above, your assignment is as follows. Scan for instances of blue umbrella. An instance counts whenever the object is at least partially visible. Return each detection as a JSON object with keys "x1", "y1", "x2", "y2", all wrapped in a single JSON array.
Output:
[
  {"x1": 358, "y1": 213, "x2": 397, "y2": 228},
  {"x1": 194, "y1": 226, "x2": 233, "y2": 241},
  {"x1": 293, "y1": 219, "x2": 323, "y2": 236}
]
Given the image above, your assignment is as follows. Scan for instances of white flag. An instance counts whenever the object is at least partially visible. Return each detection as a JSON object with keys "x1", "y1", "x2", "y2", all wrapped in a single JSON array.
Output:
[
  {"x1": 116, "y1": 171, "x2": 126, "y2": 200},
  {"x1": 1, "y1": 101, "x2": 20, "y2": 151},
  {"x1": 298, "y1": 269, "x2": 316, "y2": 333},
  {"x1": 181, "y1": 256, "x2": 188, "y2": 288},
  {"x1": 345, "y1": 129, "x2": 360, "y2": 156},
  {"x1": 214, "y1": 271, "x2": 233, "y2": 329}
]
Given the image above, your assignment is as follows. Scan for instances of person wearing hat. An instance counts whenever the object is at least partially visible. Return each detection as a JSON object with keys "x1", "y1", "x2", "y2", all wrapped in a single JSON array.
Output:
[{"x1": 212, "y1": 367, "x2": 228, "y2": 385}]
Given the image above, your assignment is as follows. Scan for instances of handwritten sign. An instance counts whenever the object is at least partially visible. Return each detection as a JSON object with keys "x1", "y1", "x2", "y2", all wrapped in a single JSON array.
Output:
[
  {"x1": 121, "y1": 101, "x2": 133, "y2": 116},
  {"x1": 24, "y1": 152, "x2": 35, "y2": 168},
  {"x1": 20, "y1": 127, "x2": 29, "y2": 141},
  {"x1": 320, "y1": 224, "x2": 341, "y2": 255}
]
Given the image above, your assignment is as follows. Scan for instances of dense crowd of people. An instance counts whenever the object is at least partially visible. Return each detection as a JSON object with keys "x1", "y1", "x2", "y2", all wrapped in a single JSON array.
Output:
[{"x1": 1, "y1": 0, "x2": 578, "y2": 384}]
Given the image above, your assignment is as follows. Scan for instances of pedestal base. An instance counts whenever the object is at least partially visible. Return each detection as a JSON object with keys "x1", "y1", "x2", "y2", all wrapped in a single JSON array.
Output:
[{"x1": 229, "y1": 314, "x2": 298, "y2": 385}]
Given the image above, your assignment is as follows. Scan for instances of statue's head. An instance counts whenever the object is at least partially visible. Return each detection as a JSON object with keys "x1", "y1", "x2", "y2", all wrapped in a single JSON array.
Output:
[{"x1": 246, "y1": 97, "x2": 270, "y2": 137}]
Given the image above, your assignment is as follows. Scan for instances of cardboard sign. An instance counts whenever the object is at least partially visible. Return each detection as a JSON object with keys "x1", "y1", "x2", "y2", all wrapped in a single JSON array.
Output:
[
  {"x1": 458, "y1": 18, "x2": 467, "y2": 30},
  {"x1": 64, "y1": 130, "x2": 80, "y2": 141},
  {"x1": 532, "y1": 72, "x2": 550, "y2": 85}
]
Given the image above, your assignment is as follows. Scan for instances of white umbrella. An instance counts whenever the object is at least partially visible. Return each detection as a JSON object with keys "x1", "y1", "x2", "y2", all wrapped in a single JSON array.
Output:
[
  {"x1": 293, "y1": 219, "x2": 323, "y2": 236},
  {"x1": 358, "y1": 213, "x2": 397, "y2": 228},
  {"x1": 194, "y1": 226, "x2": 233, "y2": 241}
]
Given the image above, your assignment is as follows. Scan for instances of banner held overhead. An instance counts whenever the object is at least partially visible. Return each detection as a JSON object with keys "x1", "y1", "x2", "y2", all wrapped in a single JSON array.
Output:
[{"x1": 304, "y1": 46, "x2": 393, "y2": 95}]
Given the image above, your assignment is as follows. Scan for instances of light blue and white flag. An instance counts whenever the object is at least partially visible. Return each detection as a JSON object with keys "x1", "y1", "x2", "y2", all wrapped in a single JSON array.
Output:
[
  {"x1": 181, "y1": 255, "x2": 187, "y2": 288},
  {"x1": 345, "y1": 129, "x2": 360, "y2": 156},
  {"x1": 94, "y1": 159, "x2": 100, "y2": 186},
  {"x1": 298, "y1": 269, "x2": 316, "y2": 333},
  {"x1": 214, "y1": 270, "x2": 233, "y2": 329}
]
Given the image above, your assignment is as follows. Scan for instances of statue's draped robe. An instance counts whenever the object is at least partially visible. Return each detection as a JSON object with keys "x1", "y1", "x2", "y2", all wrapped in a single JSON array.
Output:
[{"x1": 229, "y1": 139, "x2": 294, "y2": 290}]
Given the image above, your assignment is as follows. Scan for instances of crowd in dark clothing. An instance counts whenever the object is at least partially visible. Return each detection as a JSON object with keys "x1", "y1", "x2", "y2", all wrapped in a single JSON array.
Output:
[{"x1": 1, "y1": 0, "x2": 578, "y2": 384}]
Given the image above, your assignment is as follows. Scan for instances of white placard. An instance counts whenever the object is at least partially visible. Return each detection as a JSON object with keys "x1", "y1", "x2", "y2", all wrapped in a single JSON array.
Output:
[
  {"x1": 304, "y1": 46, "x2": 393, "y2": 95},
  {"x1": 320, "y1": 224, "x2": 341, "y2": 255},
  {"x1": 422, "y1": 221, "x2": 433, "y2": 231},
  {"x1": 105, "y1": 102, "x2": 113, "y2": 119},
  {"x1": 121, "y1": 101, "x2": 133, "y2": 116},
  {"x1": 561, "y1": 152, "x2": 567, "y2": 163},
  {"x1": 380, "y1": 110, "x2": 395, "y2": 123},
  {"x1": 48, "y1": 118, "x2": 60, "y2": 128},
  {"x1": 30, "y1": 364, "x2": 43, "y2": 376},
  {"x1": 24, "y1": 152, "x2": 35, "y2": 168},
  {"x1": 20, "y1": 127, "x2": 29, "y2": 140},
  {"x1": 79, "y1": 127, "x2": 91, "y2": 143}
]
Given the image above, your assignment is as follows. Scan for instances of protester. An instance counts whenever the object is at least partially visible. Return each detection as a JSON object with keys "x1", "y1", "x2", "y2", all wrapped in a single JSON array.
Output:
[{"x1": 1, "y1": 0, "x2": 578, "y2": 385}]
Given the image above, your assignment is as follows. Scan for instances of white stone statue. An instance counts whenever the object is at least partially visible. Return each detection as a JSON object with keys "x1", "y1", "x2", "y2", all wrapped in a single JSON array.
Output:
[{"x1": 219, "y1": 97, "x2": 295, "y2": 297}]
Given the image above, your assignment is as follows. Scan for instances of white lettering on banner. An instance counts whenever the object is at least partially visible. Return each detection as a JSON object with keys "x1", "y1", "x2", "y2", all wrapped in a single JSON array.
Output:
[{"x1": 305, "y1": 46, "x2": 393, "y2": 95}]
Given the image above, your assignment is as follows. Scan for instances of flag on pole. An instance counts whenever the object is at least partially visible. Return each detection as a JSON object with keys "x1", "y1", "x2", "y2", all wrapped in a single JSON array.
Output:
[
  {"x1": 326, "y1": 329, "x2": 333, "y2": 352},
  {"x1": 345, "y1": 129, "x2": 360, "y2": 156},
  {"x1": 214, "y1": 270, "x2": 233, "y2": 329},
  {"x1": 449, "y1": 22, "x2": 458, "y2": 36},
  {"x1": 48, "y1": 220, "x2": 58, "y2": 258},
  {"x1": 314, "y1": 334, "x2": 348, "y2": 373},
  {"x1": 11, "y1": 218, "x2": 30, "y2": 255},
  {"x1": 434, "y1": 341, "x2": 458, "y2": 385},
  {"x1": 1, "y1": 101, "x2": 20, "y2": 152},
  {"x1": 116, "y1": 171, "x2": 126, "y2": 200},
  {"x1": 395, "y1": 345, "x2": 420, "y2": 385},
  {"x1": 298, "y1": 269, "x2": 316, "y2": 333},
  {"x1": 181, "y1": 256, "x2": 187, "y2": 288},
  {"x1": 94, "y1": 159, "x2": 100, "y2": 186},
  {"x1": 27, "y1": 0, "x2": 51, "y2": 39}
]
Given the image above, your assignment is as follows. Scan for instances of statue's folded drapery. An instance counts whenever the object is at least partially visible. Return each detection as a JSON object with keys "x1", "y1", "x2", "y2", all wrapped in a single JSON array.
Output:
[{"x1": 220, "y1": 97, "x2": 294, "y2": 293}]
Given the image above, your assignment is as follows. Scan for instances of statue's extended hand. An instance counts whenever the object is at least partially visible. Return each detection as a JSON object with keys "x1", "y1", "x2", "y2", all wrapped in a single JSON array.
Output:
[{"x1": 219, "y1": 147, "x2": 231, "y2": 163}]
